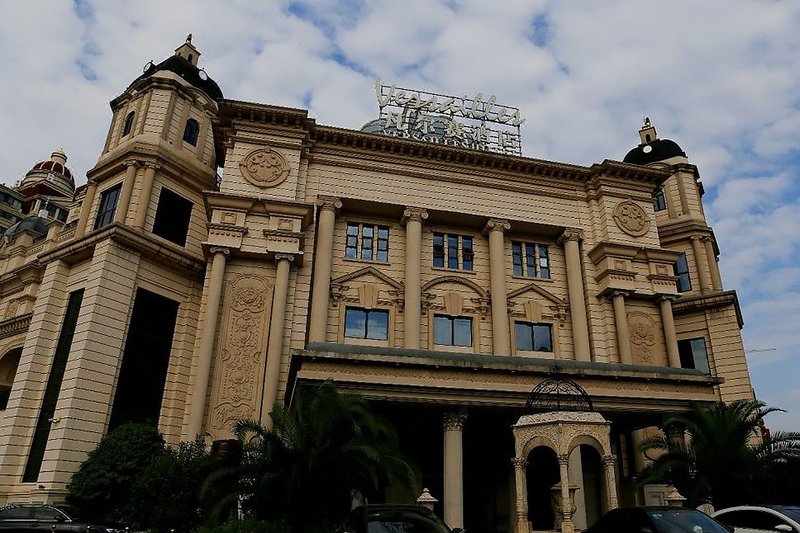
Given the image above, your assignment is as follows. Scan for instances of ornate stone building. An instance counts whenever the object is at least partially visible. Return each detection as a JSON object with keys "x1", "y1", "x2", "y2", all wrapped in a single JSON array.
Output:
[{"x1": 0, "y1": 39, "x2": 753, "y2": 532}]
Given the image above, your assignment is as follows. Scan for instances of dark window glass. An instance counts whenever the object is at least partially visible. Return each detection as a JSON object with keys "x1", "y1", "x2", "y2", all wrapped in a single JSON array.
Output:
[
  {"x1": 57, "y1": 209, "x2": 68, "y2": 222},
  {"x1": 152, "y1": 188, "x2": 193, "y2": 246},
  {"x1": 433, "y1": 233, "x2": 445, "y2": 268},
  {"x1": 675, "y1": 252, "x2": 692, "y2": 292},
  {"x1": 108, "y1": 289, "x2": 180, "y2": 431},
  {"x1": 345, "y1": 223, "x2": 358, "y2": 259},
  {"x1": 183, "y1": 118, "x2": 200, "y2": 146},
  {"x1": 433, "y1": 315, "x2": 472, "y2": 347},
  {"x1": 93, "y1": 184, "x2": 121, "y2": 230},
  {"x1": 0, "y1": 506, "x2": 32, "y2": 519},
  {"x1": 345, "y1": 223, "x2": 389, "y2": 262},
  {"x1": 678, "y1": 337, "x2": 710, "y2": 374},
  {"x1": 515, "y1": 322, "x2": 553, "y2": 352},
  {"x1": 646, "y1": 509, "x2": 729, "y2": 533},
  {"x1": 377, "y1": 227, "x2": 389, "y2": 262},
  {"x1": 433, "y1": 315, "x2": 452, "y2": 345},
  {"x1": 462, "y1": 237, "x2": 473, "y2": 270},
  {"x1": 653, "y1": 187, "x2": 667, "y2": 211},
  {"x1": 512, "y1": 242, "x2": 523, "y2": 276},
  {"x1": 453, "y1": 317, "x2": 472, "y2": 346},
  {"x1": 24, "y1": 289, "x2": 84, "y2": 482},
  {"x1": 515, "y1": 322, "x2": 533, "y2": 351},
  {"x1": 539, "y1": 245, "x2": 550, "y2": 278},
  {"x1": 361, "y1": 225, "x2": 374, "y2": 261},
  {"x1": 122, "y1": 111, "x2": 135, "y2": 136},
  {"x1": 447, "y1": 235, "x2": 459, "y2": 269},
  {"x1": 32, "y1": 506, "x2": 66, "y2": 521},
  {"x1": 344, "y1": 308, "x2": 389, "y2": 340},
  {"x1": 0, "y1": 347, "x2": 21, "y2": 410}
]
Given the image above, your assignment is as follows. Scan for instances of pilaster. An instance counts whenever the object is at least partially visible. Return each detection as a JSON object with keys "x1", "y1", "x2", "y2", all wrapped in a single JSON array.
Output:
[
  {"x1": 308, "y1": 196, "x2": 341, "y2": 343},
  {"x1": 402, "y1": 207, "x2": 428, "y2": 349},
  {"x1": 484, "y1": 218, "x2": 511, "y2": 355},
  {"x1": 559, "y1": 228, "x2": 591, "y2": 361}
]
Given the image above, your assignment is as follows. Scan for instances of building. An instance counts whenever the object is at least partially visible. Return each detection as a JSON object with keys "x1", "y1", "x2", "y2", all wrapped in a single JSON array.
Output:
[{"x1": 0, "y1": 38, "x2": 753, "y2": 532}]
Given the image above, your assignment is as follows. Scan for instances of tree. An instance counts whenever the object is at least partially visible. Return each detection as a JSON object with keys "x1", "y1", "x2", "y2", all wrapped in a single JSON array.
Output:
[
  {"x1": 640, "y1": 399, "x2": 800, "y2": 508},
  {"x1": 204, "y1": 382, "x2": 417, "y2": 532}
]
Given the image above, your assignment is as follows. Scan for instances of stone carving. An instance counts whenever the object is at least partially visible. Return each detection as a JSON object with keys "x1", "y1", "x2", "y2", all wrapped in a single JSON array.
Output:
[
  {"x1": 557, "y1": 228, "x2": 584, "y2": 244},
  {"x1": 442, "y1": 412, "x2": 467, "y2": 431},
  {"x1": 628, "y1": 311, "x2": 657, "y2": 364},
  {"x1": 239, "y1": 147, "x2": 290, "y2": 188},
  {"x1": 483, "y1": 218, "x2": 511, "y2": 234},
  {"x1": 402, "y1": 207, "x2": 429, "y2": 224},
  {"x1": 613, "y1": 200, "x2": 650, "y2": 237}
]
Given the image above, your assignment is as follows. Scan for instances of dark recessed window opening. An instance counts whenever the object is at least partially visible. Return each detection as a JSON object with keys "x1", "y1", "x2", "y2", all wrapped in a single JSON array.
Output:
[
  {"x1": 678, "y1": 337, "x2": 710, "y2": 374},
  {"x1": 0, "y1": 347, "x2": 22, "y2": 410},
  {"x1": 433, "y1": 233, "x2": 473, "y2": 271},
  {"x1": 94, "y1": 183, "x2": 122, "y2": 230},
  {"x1": 122, "y1": 111, "x2": 135, "y2": 137},
  {"x1": 653, "y1": 188, "x2": 667, "y2": 211},
  {"x1": 108, "y1": 288, "x2": 180, "y2": 431},
  {"x1": 674, "y1": 252, "x2": 692, "y2": 292},
  {"x1": 183, "y1": 118, "x2": 200, "y2": 146},
  {"x1": 433, "y1": 315, "x2": 473, "y2": 347},
  {"x1": 512, "y1": 241, "x2": 550, "y2": 278},
  {"x1": 152, "y1": 187, "x2": 193, "y2": 246},
  {"x1": 344, "y1": 307, "x2": 389, "y2": 340},
  {"x1": 515, "y1": 322, "x2": 553, "y2": 352},
  {"x1": 344, "y1": 222, "x2": 389, "y2": 262}
]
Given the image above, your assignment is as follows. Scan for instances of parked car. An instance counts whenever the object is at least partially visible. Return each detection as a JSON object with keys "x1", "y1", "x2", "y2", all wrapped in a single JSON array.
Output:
[
  {"x1": 341, "y1": 504, "x2": 461, "y2": 533},
  {"x1": 0, "y1": 504, "x2": 120, "y2": 532},
  {"x1": 713, "y1": 505, "x2": 800, "y2": 532},
  {"x1": 586, "y1": 506, "x2": 733, "y2": 533}
]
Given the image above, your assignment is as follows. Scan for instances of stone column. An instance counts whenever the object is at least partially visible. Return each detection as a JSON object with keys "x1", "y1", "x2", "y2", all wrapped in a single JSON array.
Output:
[
  {"x1": 113, "y1": 160, "x2": 138, "y2": 224},
  {"x1": 261, "y1": 253, "x2": 294, "y2": 427},
  {"x1": 512, "y1": 457, "x2": 530, "y2": 533},
  {"x1": 611, "y1": 291, "x2": 632, "y2": 365},
  {"x1": 558, "y1": 454, "x2": 575, "y2": 533},
  {"x1": 703, "y1": 236, "x2": 723, "y2": 291},
  {"x1": 443, "y1": 412, "x2": 467, "y2": 530},
  {"x1": 308, "y1": 196, "x2": 342, "y2": 343},
  {"x1": 559, "y1": 229, "x2": 591, "y2": 361},
  {"x1": 402, "y1": 207, "x2": 428, "y2": 349},
  {"x1": 485, "y1": 218, "x2": 511, "y2": 355},
  {"x1": 602, "y1": 455, "x2": 619, "y2": 510},
  {"x1": 690, "y1": 236, "x2": 712, "y2": 293},
  {"x1": 659, "y1": 296, "x2": 681, "y2": 368},
  {"x1": 74, "y1": 181, "x2": 98, "y2": 237},
  {"x1": 132, "y1": 162, "x2": 158, "y2": 229},
  {"x1": 186, "y1": 247, "x2": 229, "y2": 437}
]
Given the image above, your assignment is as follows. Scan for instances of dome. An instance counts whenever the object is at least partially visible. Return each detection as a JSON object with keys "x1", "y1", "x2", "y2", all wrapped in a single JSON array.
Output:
[
  {"x1": 525, "y1": 367, "x2": 594, "y2": 414},
  {"x1": 133, "y1": 54, "x2": 223, "y2": 100},
  {"x1": 3, "y1": 216, "x2": 50, "y2": 241},
  {"x1": 20, "y1": 149, "x2": 76, "y2": 198},
  {"x1": 623, "y1": 138, "x2": 686, "y2": 165},
  {"x1": 27, "y1": 153, "x2": 74, "y2": 184}
]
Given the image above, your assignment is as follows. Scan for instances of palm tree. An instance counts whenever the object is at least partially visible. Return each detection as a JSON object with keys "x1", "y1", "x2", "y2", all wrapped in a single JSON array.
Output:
[
  {"x1": 640, "y1": 399, "x2": 800, "y2": 508},
  {"x1": 204, "y1": 382, "x2": 417, "y2": 532}
]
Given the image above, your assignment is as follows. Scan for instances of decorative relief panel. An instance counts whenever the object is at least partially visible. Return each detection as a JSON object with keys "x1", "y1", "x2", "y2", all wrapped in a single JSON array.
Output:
[
  {"x1": 210, "y1": 274, "x2": 273, "y2": 437},
  {"x1": 628, "y1": 311, "x2": 657, "y2": 365},
  {"x1": 239, "y1": 147, "x2": 290, "y2": 188},
  {"x1": 613, "y1": 200, "x2": 650, "y2": 237}
]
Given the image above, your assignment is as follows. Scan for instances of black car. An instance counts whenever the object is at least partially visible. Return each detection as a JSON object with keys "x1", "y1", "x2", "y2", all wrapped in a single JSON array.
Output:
[
  {"x1": 0, "y1": 504, "x2": 119, "y2": 532},
  {"x1": 586, "y1": 506, "x2": 733, "y2": 533},
  {"x1": 342, "y1": 504, "x2": 460, "y2": 533}
]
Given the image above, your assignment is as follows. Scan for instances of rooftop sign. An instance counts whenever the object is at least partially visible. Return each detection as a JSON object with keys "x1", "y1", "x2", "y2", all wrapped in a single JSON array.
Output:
[{"x1": 375, "y1": 80, "x2": 525, "y2": 156}]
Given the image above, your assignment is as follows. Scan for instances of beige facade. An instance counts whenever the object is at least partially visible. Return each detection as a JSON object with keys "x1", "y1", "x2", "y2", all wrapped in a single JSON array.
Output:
[{"x1": 0, "y1": 41, "x2": 753, "y2": 531}]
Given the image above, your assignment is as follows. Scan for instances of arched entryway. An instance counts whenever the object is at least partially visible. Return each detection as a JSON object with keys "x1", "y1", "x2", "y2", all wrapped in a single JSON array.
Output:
[
  {"x1": 526, "y1": 446, "x2": 560, "y2": 531},
  {"x1": 0, "y1": 347, "x2": 22, "y2": 410}
]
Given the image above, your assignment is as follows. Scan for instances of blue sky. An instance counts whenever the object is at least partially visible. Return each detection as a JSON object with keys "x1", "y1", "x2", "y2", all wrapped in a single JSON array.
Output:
[{"x1": 1, "y1": 1, "x2": 799, "y2": 429}]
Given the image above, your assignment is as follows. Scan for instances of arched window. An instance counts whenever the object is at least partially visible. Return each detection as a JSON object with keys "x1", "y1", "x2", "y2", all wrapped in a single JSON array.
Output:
[
  {"x1": 122, "y1": 111, "x2": 135, "y2": 137},
  {"x1": 183, "y1": 118, "x2": 200, "y2": 146}
]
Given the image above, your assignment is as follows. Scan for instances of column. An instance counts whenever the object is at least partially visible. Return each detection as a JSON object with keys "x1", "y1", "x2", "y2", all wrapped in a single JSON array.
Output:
[
  {"x1": 308, "y1": 196, "x2": 342, "y2": 343},
  {"x1": 611, "y1": 291, "x2": 632, "y2": 365},
  {"x1": 659, "y1": 296, "x2": 681, "y2": 368},
  {"x1": 559, "y1": 229, "x2": 592, "y2": 361},
  {"x1": 690, "y1": 236, "x2": 711, "y2": 293},
  {"x1": 630, "y1": 430, "x2": 646, "y2": 477},
  {"x1": 402, "y1": 207, "x2": 428, "y2": 349},
  {"x1": 558, "y1": 454, "x2": 575, "y2": 533},
  {"x1": 74, "y1": 181, "x2": 98, "y2": 237},
  {"x1": 602, "y1": 455, "x2": 619, "y2": 510},
  {"x1": 511, "y1": 457, "x2": 530, "y2": 533},
  {"x1": 703, "y1": 236, "x2": 723, "y2": 291},
  {"x1": 186, "y1": 247, "x2": 229, "y2": 438},
  {"x1": 443, "y1": 412, "x2": 467, "y2": 530},
  {"x1": 261, "y1": 253, "x2": 294, "y2": 427},
  {"x1": 485, "y1": 219, "x2": 511, "y2": 355},
  {"x1": 113, "y1": 160, "x2": 138, "y2": 224},
  {"x1": 132, "y1": 162, "x2": 158, "y2": 229}
]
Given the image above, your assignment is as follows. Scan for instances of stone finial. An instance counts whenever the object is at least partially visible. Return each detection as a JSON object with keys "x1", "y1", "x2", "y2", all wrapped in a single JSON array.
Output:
[
  {"x1": 665, "y1": 486, "x2": 687, "y2": 508},
  {"x1": 416, "y1": 488, "x2": 438, "y2": 511}
]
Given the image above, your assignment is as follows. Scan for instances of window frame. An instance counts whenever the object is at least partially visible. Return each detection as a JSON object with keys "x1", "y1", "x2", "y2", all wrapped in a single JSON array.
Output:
[
  {"x1": 93, "y1": 183, "x2": 122, "y2": 230},
  {"x1": 431, "y1": 314, "x2": 475, "y2": 352},
  {"x1": 122, "y1": 111, "x2": 135, "y2": 137},
  {"x1": 151, "y1": 186, "x2": 193, "y2": 247},
  {"x1": 511, "y1": 241, "x2": 551, "y2": 279},
  {"x1": 344, "y1": 222, "x2": 390, "y2": 263},
  {"x1": 513, "y1": 320, "x2": 555, "y2": 355},
  {"x1": 677, "y1": 337, "x2": 710, "y2": 374},
  {"x1": 340, "y1": 306, "x2": 392, "y2": 346},
  {"x1": 432, "y1": 232, "x2": 474, "y2": 271},
  {"x1": 653, "y1": 187, "x2": 667, "y2": 211},
  {"x1": 183, "y1": 118, "x2": 200, "y2": 146},
  {"x1": 674, "y1": 252, "x2": 692, "y2": 292}
]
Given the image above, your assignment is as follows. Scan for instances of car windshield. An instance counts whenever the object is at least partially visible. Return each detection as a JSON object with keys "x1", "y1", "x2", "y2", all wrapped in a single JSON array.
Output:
[
  {"x1": 776, "y1": 506, "x2": 800, "y2": 523},
  {"x1": 367, "y1": 510, "x2": 451, "y2": 533},
  {"x1": 647, "y1": 509, "x2": 730, "y2": 533}
]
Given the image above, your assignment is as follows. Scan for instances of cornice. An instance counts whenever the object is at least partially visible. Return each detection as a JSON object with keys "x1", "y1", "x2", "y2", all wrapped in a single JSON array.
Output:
[
  {"x1": 587, "y1": 241, "x2": 681, "y2": 264},
  {"x1": 672, "y1": 290, "x2": 743, "y2": 328},
  {"x1": 203, "y1": 190, "x2": 314, "y2": 228}
]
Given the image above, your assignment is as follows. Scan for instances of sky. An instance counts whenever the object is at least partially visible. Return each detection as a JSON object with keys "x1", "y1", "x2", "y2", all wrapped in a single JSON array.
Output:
[{"x1": 1, "y1": 1, "x2": 799, "y2": 430}]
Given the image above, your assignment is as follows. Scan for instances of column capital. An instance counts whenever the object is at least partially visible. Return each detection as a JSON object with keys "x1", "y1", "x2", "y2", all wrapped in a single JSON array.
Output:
[
  {"x1": 558, "y1": 228, "x2": 584, "y2": 244},
  {"x1": 316, "y1": 195, "x2": 343, "y2": 213},
  {"x1": 689, "y1": 235, "x2": 702, "y2": 242},
  {"x1": 558, "y1": 454, "x2": 570, "y2": 466},
  {"x1": 602, "y1": 454, "x2": 616, "y2": 467},
  {"x1": 122, "y1": 158, "x2": 143, "y2": 168},
  {"x1": 699, "y1": 235, "x2": 714, "y2": 243},
  {"x1": 658, "y1": 294, "x2": 678, "y2": 303},
  {"x1": 274, "y1": 253, "x2": 297, "y2": 264},
  {"x1": 483, "y1": 218, "x2": 511, "y2": 235},
  {"x1": 141, "y1": 161, "x2": 161, "y2": 170},
  {"x1": 208, "y1": 246, "x2": 231, "y2": 256},
  {"x1": 511, "y1": 457, "x2": 528, "y2": 468},
  {"x1": 610, "y1": 290, "x2": 630, "y2": 299},
  {"x1": 402, "y1": 206, "x2": 429, "y2": 225},
  {"x1": 442, "y1": 412, "x2": 467, "y2": 431}
]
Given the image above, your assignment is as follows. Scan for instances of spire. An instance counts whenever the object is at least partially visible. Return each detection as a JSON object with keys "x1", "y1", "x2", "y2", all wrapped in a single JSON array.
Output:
[
  {"x1": 174, "y1": 34, "x2": 200, "y2": 67},
  {"x1": 638, "y1": 116, "x2": 658, "y2": 145}
]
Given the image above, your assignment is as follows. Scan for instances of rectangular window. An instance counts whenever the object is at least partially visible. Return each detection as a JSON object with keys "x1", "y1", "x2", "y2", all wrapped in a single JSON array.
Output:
[
  {"x1": 674, "y1": 252, "x2": 692, "y2": 292},
  {"x1": 345, "y1": 222, "x2": 390, "y2": 262},
  {"x1": 678, "y1": 337, "x2": 710, "y2": 374},
  {"x1": 152, "y1": 187, "x2": 193, "y2": 246},
  {"x1": 514, "y1": 322, "x2": 553, "y2": 352},
  {"x1": 511, "y1": 241, "x2": 550, "y2": 279},
  {"x1": 344, "y1": 307, "x2": 389, "y2": 340},
  {"x1": 653, "y1": 188, "x2": 667, "y2": 211},
  {"x1": 433, "y1": 233, "x2": 474, "y2": 271},
  {"x1": 93, "y1": 183, "x2": 122, "y2": 229},
  {"x1": 433, "y1": 315, "x2": 473, "y2": 347}
]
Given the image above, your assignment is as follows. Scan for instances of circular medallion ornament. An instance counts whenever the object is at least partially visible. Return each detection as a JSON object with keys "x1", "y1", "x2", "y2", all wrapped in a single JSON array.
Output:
[
  {"x1": 239, "y1": 148, "x2": 290, "y2": 188},
  {"x1": 613, "y1": 200, "x2": 650, "y2": 237}
]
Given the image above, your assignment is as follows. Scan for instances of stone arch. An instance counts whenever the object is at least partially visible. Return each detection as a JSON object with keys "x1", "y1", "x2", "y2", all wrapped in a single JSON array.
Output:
[
  {"x1": 567, "y1": 434, "x2": 608, "y2": 458},
  {"x1": 519, "y1": 434, "x2": 558, "y2": 459},
  {"x1": 422, "y1": 275, "x2": 488, "y2": 298}
]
